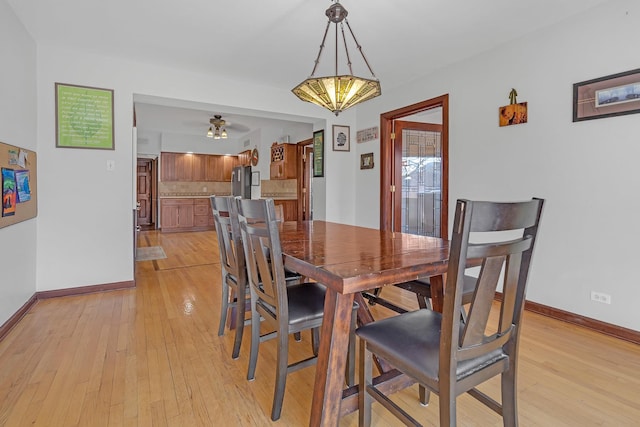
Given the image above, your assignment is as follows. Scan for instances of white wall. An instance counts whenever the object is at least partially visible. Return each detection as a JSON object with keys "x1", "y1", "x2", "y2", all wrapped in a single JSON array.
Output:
[
  {"x1": 355, "y1": 0, "x2": 640, "y2": 330},
  {"x1": 34, "y1": 44, "x2": 340, "y2": 293},
  {"x1": 0, "y1": 1, "x2": 37, "y2": 325}
]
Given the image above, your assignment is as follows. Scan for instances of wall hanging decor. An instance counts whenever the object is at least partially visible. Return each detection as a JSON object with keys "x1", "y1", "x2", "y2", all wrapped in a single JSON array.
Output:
[
  {"x1": 499, "y1": 88, "x2": 528, "y2": 127},
  {"x1": 313, "y1": 130, "x2": 324, "y2": 177},
  {"x1": 360, "y1": 153, "x2": 374, "y2": 169},
  {"x1": 573, "y1": 68, "x2": 640, "y2": 122},
  {"x1": 332, "y1": 125, "x2": 350, "y2": 152},
  {"x1": 357, "y1": 126, "x2": 379, "y2": 143},
  {"x1": 0, "y1": 141, "x2": 38, "y2": 228},
  {"x1": 55, "y1": 83, "x2": 114, "y2": 149}
]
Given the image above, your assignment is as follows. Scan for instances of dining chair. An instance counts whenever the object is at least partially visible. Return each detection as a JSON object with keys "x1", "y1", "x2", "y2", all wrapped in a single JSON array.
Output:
[
  {"x1": 210, "y1": 195, "x2": 249, "y2": 359},
  {"x1": 212, "y1": 196, "x2": 304, "y2": 361},
  {"x1": 356, "y1": 198, "x2": 544, "y2": 426},
  {"x1": 236, "y1": 197, "x2": 357, "y2": 421}
]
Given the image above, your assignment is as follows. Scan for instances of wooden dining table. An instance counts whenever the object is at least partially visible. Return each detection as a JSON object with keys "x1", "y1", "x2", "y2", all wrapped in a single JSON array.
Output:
[{"x1": 278, "y1": 220, "x2": 452, "y2": 427}]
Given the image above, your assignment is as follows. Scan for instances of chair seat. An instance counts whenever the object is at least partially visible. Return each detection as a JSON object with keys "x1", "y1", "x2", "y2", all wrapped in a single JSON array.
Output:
[
  {"x1": 356, "y1": 309, "x2": 508, "y2": 386},
  {"x1": 287, "y1": 283, "x2": 327, "y2": 327}
]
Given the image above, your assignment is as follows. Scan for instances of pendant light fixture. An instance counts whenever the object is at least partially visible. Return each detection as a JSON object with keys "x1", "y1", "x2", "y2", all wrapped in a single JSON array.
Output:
[{"x1": 292, "y1": 1, "x2": 381, "y2": 116}]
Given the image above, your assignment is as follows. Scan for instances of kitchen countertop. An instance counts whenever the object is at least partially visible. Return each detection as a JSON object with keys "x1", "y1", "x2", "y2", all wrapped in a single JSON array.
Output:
[
  {"x1": 261, "y1": 193, "x2": 297, "y2": 200},
  {"x1": 159, "y1": 193, "x2": 229, "y2": 198}
]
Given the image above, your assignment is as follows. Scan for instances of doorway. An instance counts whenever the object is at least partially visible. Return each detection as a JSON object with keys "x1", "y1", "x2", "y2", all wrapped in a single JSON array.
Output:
[
  {"x1": 380, "y1": 95, "x2": 449, "y2": 238},
  {"x1": 297, "y1": 139, "x2": 313, "y2": 221},
  {"x1": 136, "y1": 158, "x2": 158, "y2": 230}
]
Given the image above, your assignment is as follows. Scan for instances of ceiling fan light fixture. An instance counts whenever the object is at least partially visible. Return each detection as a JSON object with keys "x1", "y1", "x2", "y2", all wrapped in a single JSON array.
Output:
[
  {"x1": 292, "y1": 1, "x2": 381, "y2": 116},
  {"x1": 208, "y1": 114, "x2": 229, "y2": 140}
]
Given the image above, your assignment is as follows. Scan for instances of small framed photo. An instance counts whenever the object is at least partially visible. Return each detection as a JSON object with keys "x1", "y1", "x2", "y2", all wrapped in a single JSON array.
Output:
[
  {"x1": 360, "y1": 153, "x2": 374, "y2": 170},
  {"x1": 573, "y1": 68, "x2": 640, "y2": 122},
  {"x1": 251, "y1": 171, "x2": 260, "y2": 186},
  {"x1": 332, "y1": 125, "x2": 350, "y2": 152}
]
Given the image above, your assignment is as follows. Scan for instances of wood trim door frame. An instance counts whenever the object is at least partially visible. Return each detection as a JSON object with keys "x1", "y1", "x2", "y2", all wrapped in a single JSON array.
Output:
[
  {"x1": 380, "y1": 94, "x2": 449, "y2": 237},
  {"x1": 297, "y1": 138, "x2": 313, "y2": 221}
]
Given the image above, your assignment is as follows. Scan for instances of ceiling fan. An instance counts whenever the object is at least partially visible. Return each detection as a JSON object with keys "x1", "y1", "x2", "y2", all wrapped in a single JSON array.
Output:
[{"x1": 207, "y1": 114, "x2": 228, "y2": 139}]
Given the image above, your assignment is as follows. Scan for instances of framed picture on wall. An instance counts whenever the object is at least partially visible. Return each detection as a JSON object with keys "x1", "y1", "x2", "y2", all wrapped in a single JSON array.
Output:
[
  {"x1": 360, "y1": 153, "x2": 374, "y2": 169},
  {"x1": 55, "y1": 83, "x2": 115, "y2": 150},
  {"x1": 332, "y1": 125, "x2": 350, "y2": 152},
  {"x1": 313, "y1": 130, "x2": 324, "y2": 177},
  {"x1": 573, "y1": 68, "x2": 640, "y2": 122}
]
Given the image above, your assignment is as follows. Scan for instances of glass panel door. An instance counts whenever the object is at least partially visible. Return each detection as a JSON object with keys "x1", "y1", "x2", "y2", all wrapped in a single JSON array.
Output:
[{"x1": 395, "y1": 122, "x2": 442, "y2": 237}]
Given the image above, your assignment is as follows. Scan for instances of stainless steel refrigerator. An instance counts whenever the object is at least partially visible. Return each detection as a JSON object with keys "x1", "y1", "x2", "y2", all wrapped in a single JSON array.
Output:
[{"x1": 231, "y1": 165, "x2": 251, "y2": 199}]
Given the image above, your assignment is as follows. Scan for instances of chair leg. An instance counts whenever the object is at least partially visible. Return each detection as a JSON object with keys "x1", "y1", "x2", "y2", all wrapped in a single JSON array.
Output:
[
  {"x1": 247, "y1": 303, "x2": 261, "y2": 381},
  {"x1": 438, "y1": 383, "x2": 456, "y2": 427},
  {"x1": 311, "y1": 328, "x2": 320, "y2": 356},
  {"x1": 501, "y1": 368, "x2": 518, "y2": 427},
  {"x1": 231, "y1": 288, "x2": 246, "y2": 359},
  {"x1": 419, "y1": 385, "x2": 430, "y2": 406},
  {"x1": 358, "y1": 341, "x2": 373, "y2": 427},
  {"x1": 218, "y1": 277, "x2": 230, "y2": 336},
  {"x1": 271, "y1": 329, "x2": 289, "y2": 421}
]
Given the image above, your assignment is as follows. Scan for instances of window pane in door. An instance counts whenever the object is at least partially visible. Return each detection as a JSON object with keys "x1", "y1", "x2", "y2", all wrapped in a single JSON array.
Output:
[{"x1": 401, "y1": 129, "x2": 442, "y2": 237}]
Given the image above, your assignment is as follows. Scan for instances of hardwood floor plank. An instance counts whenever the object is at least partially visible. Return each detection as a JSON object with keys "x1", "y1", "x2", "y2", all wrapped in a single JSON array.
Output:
[{"x1": 0, "y1": 229, "x2": 638, "y2": 426}]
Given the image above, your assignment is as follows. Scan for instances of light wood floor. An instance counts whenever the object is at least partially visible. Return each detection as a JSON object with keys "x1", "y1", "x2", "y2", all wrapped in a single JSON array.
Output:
[{"x1": 1, "y1": 230, "x2": 639, "y2": 426}]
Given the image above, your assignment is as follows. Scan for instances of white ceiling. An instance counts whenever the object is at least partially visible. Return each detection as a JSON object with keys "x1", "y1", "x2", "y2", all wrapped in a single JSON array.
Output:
[{"x1": 8, "y1": 0, "x2": 614, "y2": 138}]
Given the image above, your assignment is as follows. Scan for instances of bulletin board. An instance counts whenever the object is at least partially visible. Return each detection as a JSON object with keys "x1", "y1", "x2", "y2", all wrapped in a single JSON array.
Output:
[{"x1": 0, "y1": 141, "x2": 37, "y2": 229}]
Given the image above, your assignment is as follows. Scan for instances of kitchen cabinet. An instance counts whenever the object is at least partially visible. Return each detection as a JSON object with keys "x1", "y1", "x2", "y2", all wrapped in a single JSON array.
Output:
[
  {"x1": 238, "y1": 150, "x2": 251, "y2": 166},
  {"x1": 194, "y1": 198, "x2": 215, "y2": 227},
  {"x1": 273, "y1": 200, "x2": 298, "y2": 221},
  {"x1": 162, "y1": 152, "x2": 239, "y2": 182},
  {"x1": 161, "y1": 198, "x2": 214, "y2": 232},
  {"x1": 205, "y1": 155, "x2": 224, "y2": 181},
  {"x1": 223, "y1": 155, "x2": 238, "y2": 181},
  {"x1": 161, "y1": 199, "x2": 194, "y2": 231},
  {"x1": 161, "y1": 152, "x2": 194, "y2": 181},
  {"x1": 192, "y1": 154, "x2": 208, "y2": 181},
  {"x1": 270, "y1": 143, "x2": 298, "y2": 180}
]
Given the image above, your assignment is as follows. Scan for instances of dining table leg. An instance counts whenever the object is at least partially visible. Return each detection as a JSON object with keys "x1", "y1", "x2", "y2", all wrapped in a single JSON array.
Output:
[
  {"x1": 429, "y1": 274, "x2": 445, "y2": 313},
  {"x1": 309, "y1": 289, "x2": 355, "y2": 427}
]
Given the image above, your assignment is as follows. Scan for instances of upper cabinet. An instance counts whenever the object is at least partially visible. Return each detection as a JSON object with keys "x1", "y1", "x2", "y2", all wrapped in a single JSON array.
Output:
[
  {"x1": 161, "y1": 152, "x2": 238, "y2": 182},
  {"x1": 161, "y1": 153, "x2": 194, "y2": 181},
  {"x1": 270, "y1": 143, "x2": 298, "y2": 180},
  {"x1": 238, "y1": 149, "x2": 251, "y2": 166}
]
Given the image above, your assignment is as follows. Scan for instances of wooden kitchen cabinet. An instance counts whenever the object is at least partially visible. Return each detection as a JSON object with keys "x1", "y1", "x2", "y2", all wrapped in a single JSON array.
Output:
[
  {"x1": 161, "y1": 152, "x2": 194, "y2": 181},
  {"x1": 205, "y1": 155, "x2": 224, "y2": 181},
  {"x1": 223, "y1": 155, "x2": 238, "y2": 181},
  {"x1": 161, "y1": 199, "x2": 194, "y2": 231},
  {"x1": 273, "y1": 200, "x2": 298, "y2": 221},
  {"x1": 270, "y1": 143, "x2": 298, "y2": 180},
  {"x1": 161, "y1": 198, "x2": 214, "y2": 232},
  {"x1": 192, "y1": 154, "x2": 208, "y2": 181},
  {"x1": 162, "y1": 152, "x2": 239, "y2": 182},
  {"x1": 194, "y1": 198, "x2": 215, "y2": 228}
]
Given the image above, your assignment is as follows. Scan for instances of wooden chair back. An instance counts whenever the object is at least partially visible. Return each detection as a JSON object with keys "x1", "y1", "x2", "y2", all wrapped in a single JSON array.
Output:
[
  {"x1": 236, "y1": 198, "x2": 288, "y2": 320},
  {"x1": 441, "y1": 198, "x2": 544, "y2": 383},
  {"x1": 210, "y1": 195, "x2": 245, "y2": 282}
]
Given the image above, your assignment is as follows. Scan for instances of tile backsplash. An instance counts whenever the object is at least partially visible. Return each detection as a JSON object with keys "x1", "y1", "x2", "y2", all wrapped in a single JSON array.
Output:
[
  {"x1": 260, "y1": 179, "x2": 297, "y2": 199},
  {"x1": 159, "y1": 181, "x2": 231, "y2": 197}
]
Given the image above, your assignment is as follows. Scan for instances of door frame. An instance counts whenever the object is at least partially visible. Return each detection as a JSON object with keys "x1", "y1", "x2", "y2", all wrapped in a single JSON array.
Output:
[
  {"x1": 297, "y1": 138, "x2": 313, "y2": 221},
  {"x1": 380, "y1": 94, "x2": 449, "y2": 238}
]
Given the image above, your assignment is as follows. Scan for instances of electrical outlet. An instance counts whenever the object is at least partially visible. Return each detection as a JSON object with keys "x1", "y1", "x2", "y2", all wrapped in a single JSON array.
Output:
[{"x1": 590, "y1": 291, "x2": 611, "y2": 304}]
